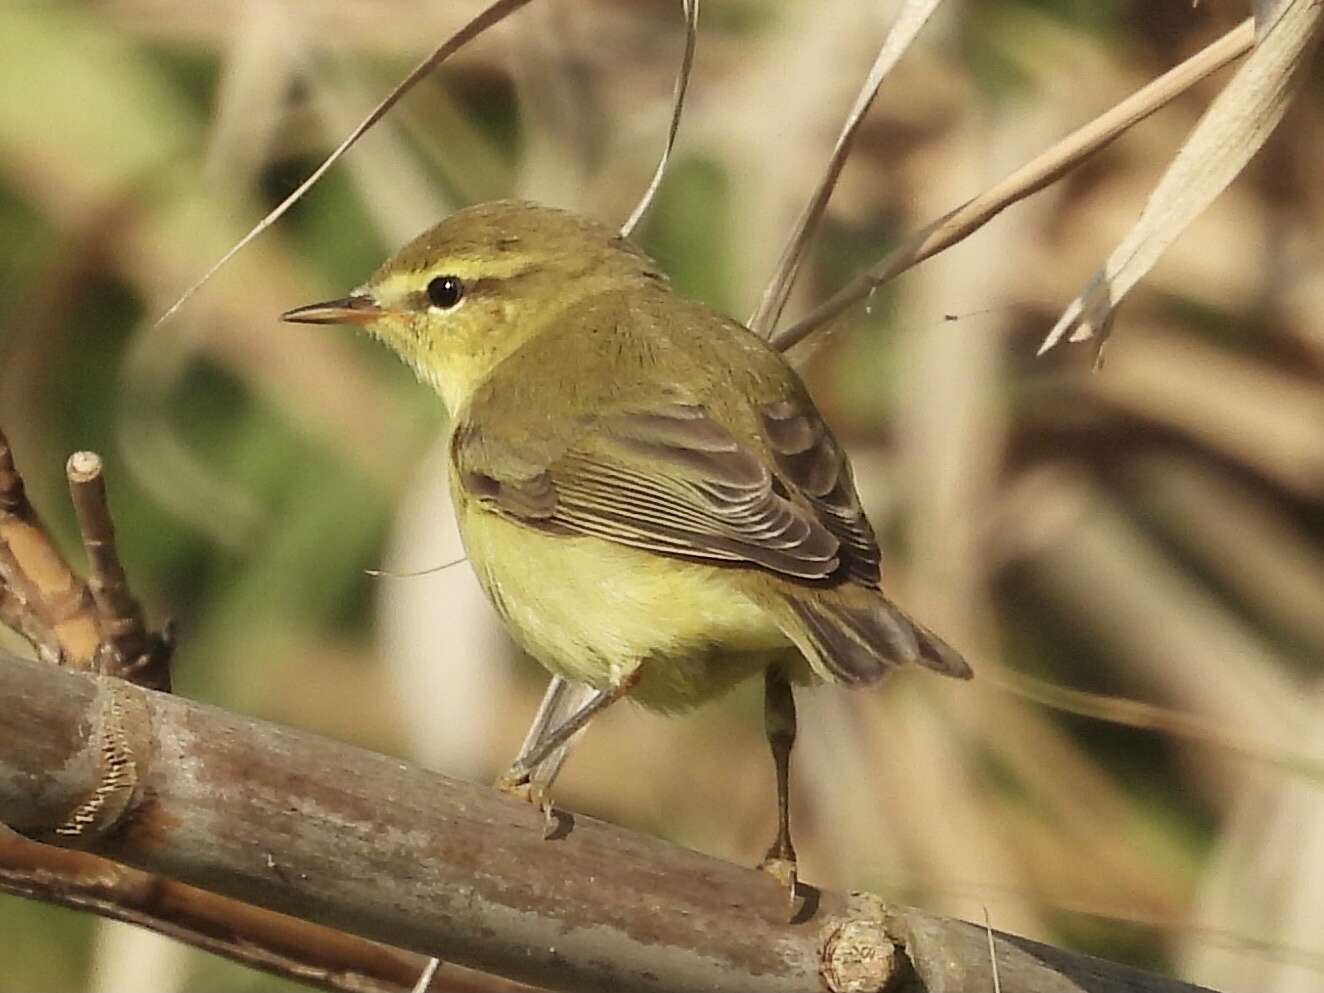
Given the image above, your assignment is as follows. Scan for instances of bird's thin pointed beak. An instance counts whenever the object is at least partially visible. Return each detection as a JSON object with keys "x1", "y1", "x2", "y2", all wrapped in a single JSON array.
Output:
[{"x1": 281, "y1": 295, "x2": 383, "y2": 326}]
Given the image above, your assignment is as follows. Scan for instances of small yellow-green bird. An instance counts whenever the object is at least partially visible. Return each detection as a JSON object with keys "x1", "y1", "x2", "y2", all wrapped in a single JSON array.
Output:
[{"x1": 284, "y1": 200, "x2": 971, "y2": 893}]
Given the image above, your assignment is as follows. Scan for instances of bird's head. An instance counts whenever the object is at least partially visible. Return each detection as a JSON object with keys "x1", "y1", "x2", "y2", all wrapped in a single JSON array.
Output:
[{"x1": 282, "y1": 200, "x2": 662, "y2": 413}]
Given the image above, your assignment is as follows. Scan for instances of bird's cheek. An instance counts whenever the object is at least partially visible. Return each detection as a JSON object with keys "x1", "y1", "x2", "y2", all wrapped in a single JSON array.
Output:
[
  {"x1": 369, "y1": 315, "x2": 423, "y2": 365},
  {"x1": 362, "y1": 315, "x2": 401, "y2": 348}
]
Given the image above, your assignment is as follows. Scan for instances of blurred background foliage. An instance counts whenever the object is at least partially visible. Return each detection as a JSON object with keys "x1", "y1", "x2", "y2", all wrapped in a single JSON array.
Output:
[{"x1": 2, "y1": 1, "x2": 1323, "y2": 990}]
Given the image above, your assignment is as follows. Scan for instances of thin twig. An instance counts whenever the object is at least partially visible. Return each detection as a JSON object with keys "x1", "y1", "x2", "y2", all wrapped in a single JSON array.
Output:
[
  {"x1": 770, "y1": 17, "x2": 1255, "y2": 353},
  {"x1": 65, "y1": 451, "x2": 171, "y2": 691}
]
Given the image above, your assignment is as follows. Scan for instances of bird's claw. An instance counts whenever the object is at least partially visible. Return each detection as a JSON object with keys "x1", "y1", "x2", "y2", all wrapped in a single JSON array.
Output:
[
  {"x1": 758, "y1": 852, "x2": 799, "y2": 920},
  {"x1": 494, "y1": 767, "x2": 557, "y2": 838}
]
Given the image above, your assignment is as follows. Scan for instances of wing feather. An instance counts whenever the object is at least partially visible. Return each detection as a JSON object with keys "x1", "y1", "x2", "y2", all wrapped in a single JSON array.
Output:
[
  {"x1": 760, "y1": 399, "x2": 881, "y2": 586},
  {"x1": 454, "y1": 402, "x2": 843, "y2": 580}
]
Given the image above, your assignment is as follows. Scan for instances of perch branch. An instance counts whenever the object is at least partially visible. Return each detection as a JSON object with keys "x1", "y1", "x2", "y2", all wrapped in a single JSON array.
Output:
[{"x1": 0, "y1": 651, "x2": 1214, "y2": 993}]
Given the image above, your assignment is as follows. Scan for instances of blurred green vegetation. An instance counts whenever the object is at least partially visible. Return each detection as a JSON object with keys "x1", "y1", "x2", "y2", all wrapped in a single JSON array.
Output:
[{"x1": 2, "y1": 1, "x2": 1323, "y2": 991}]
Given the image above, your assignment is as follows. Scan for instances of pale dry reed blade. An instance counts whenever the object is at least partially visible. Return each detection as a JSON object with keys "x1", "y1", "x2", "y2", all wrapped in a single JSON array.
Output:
[
  {"x1": 1180, "y1": 686, "x2": 1324, "y2": 991},
  {"x1": 1014, "y1": 476, "x2": 1314, "y2": 767},
  {"x1": 1255, "y1": 0, "x2": 1295, "y2": 37},
  {"x1": 203, "y1": 3, "x2": 297, "y2": 185},
  {"x1": 1089, "y1": 329, "x2": 1324, "y2": 495},
  {"x1": 748, "y1": 0, "x2": 946, "y2": 337},
  {"x1": 1039, "y1": 0, "x2": 1324, "y2": 354},
  {"x1": 620, "y1": 0, "x2": 698, "y2": 237},
  {"x1": 771, "y1": 18, "x2": 1255, "y2": 354},
  {"x1": 378, "y1": 442, "x2": 509, "y2": 781},
  {"x1": 1133, "y1": 456, "x2": 1324, "y2": 651},
  {"x1": 152, "y1": 0, "x2": 537, "y2": 330}
]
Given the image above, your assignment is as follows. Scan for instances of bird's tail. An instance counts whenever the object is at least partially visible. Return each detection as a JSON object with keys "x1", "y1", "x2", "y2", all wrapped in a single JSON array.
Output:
[{"x1": 776, "y1": 588, "x2": 972, "y2": 686}]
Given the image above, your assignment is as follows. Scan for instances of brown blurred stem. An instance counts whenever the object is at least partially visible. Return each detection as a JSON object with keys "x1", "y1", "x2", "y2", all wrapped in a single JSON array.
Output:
[
  {"x1": 65, "y1": 450, "x2": 171, "y2": 691},
  {"x1": 0, "y1": 545, "x2": 60, "y2": 663},
  {"x1": 0, "y1": 830, "x2": 536, "y2": 993},
  {"x1": 0, "y1": 429, "x2": 100, "y2": 667}
]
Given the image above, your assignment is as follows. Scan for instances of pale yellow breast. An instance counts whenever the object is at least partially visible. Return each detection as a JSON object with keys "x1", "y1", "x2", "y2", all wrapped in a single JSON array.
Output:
[{"x1": 453, "y1": 494, "x2": 797, "y2": 712}]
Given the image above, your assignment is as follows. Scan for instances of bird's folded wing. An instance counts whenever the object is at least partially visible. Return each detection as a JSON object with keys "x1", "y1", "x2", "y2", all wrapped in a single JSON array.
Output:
[
  {"x1": 758, "y1": 399, "x2": 880, "y2": 587},
  {"x1": 453, "y1": 401, "x2": 847, "y2": 581}
]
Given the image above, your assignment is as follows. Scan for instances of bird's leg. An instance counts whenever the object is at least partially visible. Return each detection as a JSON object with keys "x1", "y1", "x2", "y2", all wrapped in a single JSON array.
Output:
[
  {"x1": 758, "y1": 664, "x2": 798, "y2": 904},
  {"x1": 502, "y1": 676, "x2": 599, "y2": 808},
  {"x1": 496, "y1": 668, "x2": 640, "y2": 800}
]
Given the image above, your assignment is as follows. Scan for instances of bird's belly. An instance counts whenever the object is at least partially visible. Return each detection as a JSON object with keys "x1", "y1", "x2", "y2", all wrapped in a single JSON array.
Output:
[{"x1": 457, "y1": 504, "x2": 798, "y2": 712}]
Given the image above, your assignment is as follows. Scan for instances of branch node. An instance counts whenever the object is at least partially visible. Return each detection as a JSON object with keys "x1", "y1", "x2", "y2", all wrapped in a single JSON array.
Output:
[
  {"x1": 821, "y1": 895, "x2": 905, "y2": 993},
  {"x1": 51, "y1": 679, "x2": 152, "y2": 842}
]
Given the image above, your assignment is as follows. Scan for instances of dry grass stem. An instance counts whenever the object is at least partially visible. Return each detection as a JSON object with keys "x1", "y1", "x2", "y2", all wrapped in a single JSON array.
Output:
[
  {"x1": 749, "y1": 0, "x2": 945, "y2": 337},
  {"x1": 0, "y1": 831, "x2": 533, "y2": 993},
  {"x1": 1040, "y1": 2, "x2": 1324, "y2": 353},
  {"x1": 772, "y1": 17, "x2": 1255, "y2": 353},
  {"x1": 990, "y1": 668, "x2": 1324, "y2": 783}
]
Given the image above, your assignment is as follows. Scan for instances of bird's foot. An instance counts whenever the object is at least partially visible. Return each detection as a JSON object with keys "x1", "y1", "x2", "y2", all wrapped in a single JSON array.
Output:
[
  {"x1": 494, "y1": 766, "x2": 557, "y2": 838},
  {"x1": 758, "y1": 843, "x2": 799, "y2": 919}
]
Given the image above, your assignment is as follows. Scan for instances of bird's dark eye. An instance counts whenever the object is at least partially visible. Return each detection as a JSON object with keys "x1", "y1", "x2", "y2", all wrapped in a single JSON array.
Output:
[{"x1": 426, "y1": 275, "x2": 464, "y2": 309}]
